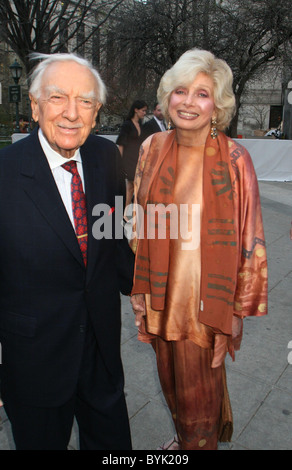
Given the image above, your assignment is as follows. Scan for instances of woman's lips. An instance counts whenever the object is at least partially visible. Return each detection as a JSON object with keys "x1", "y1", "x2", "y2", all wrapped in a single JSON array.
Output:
[{"x1": 177, "y1": 110, "x2": 199, "y2": 119}]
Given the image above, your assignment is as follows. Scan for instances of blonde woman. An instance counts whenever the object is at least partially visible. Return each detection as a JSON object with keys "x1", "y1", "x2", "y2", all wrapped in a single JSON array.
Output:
[{"x1": 130, "y1": 49, "x2": 267, "y2": 450}]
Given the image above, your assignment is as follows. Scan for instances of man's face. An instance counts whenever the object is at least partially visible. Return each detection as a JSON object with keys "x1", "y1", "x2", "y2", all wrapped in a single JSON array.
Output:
[
  {"x1": 153, "y1": 105, "x2": 164, "y2": 121},
  {"x1": 30, "y1": 61, "x2": 102, "y2": 158}
]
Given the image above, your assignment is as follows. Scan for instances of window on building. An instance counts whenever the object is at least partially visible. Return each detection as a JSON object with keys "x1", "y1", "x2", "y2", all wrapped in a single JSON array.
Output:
[{"x1": 269, "y1": 105, "x2": 283, "y2": 128}]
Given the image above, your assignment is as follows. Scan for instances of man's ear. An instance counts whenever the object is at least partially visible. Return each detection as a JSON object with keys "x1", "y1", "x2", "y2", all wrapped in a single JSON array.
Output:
[
  {"x1": 92, "y1": 102, "x2": 102, "y2": 129},
  {"x1": 30, "y1": 94, "x2": 39, "y2": 122}
]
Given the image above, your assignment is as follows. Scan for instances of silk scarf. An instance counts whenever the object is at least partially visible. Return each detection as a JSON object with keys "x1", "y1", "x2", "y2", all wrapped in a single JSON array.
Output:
[{"x1": 131, "y1": 130, "x2": 239, "y2": 334}]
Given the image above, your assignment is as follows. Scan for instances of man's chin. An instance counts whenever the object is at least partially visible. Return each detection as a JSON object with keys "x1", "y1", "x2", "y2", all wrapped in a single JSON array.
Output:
[{"x1": 52, "y1": 142, "x2": 80, "y2": 159}]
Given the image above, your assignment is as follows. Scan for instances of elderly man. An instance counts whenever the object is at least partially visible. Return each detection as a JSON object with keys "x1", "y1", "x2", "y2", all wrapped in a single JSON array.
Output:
[{"x1": 0, "y1": 53, "x2": 134, "y2": 450}]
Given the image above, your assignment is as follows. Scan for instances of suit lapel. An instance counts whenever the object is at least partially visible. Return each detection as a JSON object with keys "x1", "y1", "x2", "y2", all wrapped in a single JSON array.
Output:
[{"x1": 20, "y1": 130, "x2": 84, "y2": 267}]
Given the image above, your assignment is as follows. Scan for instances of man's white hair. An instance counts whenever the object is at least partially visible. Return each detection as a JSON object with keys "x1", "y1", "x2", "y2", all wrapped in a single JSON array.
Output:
[{"x1": 29, "y1": 52, "x2": 107, "y2": 105}]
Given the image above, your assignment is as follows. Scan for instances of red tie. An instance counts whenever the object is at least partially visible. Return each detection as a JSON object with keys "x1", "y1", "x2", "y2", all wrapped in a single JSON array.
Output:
[{"x1": 62, "y1": 160, "x2": 88, "y2": 266}]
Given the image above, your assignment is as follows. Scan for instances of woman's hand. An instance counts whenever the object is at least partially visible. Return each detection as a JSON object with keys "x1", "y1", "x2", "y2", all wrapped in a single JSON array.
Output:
[
  {"x1": 130, "y1": 293, "x2": 146, "y2": 327},
  {"x1": 232, "y1": 316, "x2": 243, "y2": 350},
  {"x1": 211, "y1": 316, "x2": 244, "y2": 368},
  {"x1": 211, "y1": 334, "x2": 228, "y2": 368}
]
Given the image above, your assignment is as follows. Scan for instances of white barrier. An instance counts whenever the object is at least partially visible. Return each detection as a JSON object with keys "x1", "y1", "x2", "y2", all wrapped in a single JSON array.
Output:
[
  {"x1": 235, "y1": 139, "x2": 292, "y2": 182},
  {"x1": 12, "y1": 133, "x2": 28, "y2": 143},
  {"x1": 98, "y1": 134, "x2": 117, "y2": 144},
  {"x1": 10, "y1": 133, "x2": 292, "y2": 182},
  {"x1": 102, "y1": 135, "x2": 292, "y2": 182}
]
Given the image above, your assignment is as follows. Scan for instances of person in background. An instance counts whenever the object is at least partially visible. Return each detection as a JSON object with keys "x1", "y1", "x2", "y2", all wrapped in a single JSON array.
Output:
[
  {"x1": 0, "y1": 53, "x2": 134, "y2": 450},
  {"x1": 142, "y1": 102, "x2": 166, "y2": 139},
  {"x1": 116, "y1": 100, "x2": 148, "y2": 211},
  {"x1": 130, "y1": 48, "x2": 268, "y2": 450}
]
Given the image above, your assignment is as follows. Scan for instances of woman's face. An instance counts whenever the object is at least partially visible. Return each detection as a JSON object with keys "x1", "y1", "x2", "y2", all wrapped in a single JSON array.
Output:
[
  {"x1": 168, "y1": 72, "x2": 216, "y2": 139},
  {"x1": 135, "y1": 106, "x2": 147, "y2": 120}
]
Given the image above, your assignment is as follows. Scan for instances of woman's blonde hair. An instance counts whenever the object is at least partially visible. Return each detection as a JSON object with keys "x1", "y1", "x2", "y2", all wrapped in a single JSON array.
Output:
[{"x1": 157, "y1": 48, "x2": 236, "y2": 131}]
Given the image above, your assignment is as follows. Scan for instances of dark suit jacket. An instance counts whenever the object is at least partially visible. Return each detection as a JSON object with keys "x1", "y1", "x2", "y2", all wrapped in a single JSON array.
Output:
[
  {"x1": 0, "y1": 128, "x2": 134, "y2": 407},
  {"x1": 142, "y1": 117, "x2": 163, "y2": 140}
]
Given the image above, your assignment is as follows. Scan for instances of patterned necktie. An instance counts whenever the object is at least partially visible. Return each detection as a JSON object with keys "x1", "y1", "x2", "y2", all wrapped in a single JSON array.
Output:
[{"x1": 62, "y1": 160, "x2": 88, "y2": 266}]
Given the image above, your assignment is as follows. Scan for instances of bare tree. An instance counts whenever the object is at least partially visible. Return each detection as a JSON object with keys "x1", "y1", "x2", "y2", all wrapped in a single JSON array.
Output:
[
  {"x1": 216, "y1": 0, "x2": 292, "y2": 135},
  {"x1": 113, "y1": 0, "x2": 292, "y2": 136},
  {"x1": 0, "y1": 0, "x2": 125, "y2": 73}
]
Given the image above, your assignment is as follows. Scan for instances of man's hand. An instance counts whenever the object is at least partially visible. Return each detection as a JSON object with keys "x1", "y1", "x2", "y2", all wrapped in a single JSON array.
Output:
[{"x1": 130, "y1": 293, "x2": 146, "y2": 327}]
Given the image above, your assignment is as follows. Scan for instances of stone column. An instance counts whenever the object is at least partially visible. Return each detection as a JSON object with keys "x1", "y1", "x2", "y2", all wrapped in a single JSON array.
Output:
[{"x1": 283, "y1": 80, "x2": 292, "y2": 140}]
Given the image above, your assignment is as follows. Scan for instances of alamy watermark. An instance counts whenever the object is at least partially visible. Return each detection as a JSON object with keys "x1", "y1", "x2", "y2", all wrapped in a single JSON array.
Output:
[
  {"x1": 288, "y1": 341, "x2": 292, "y2": 365},
  {"x1": 92, "y1": 196, "x2": 200, "y2": 250}
]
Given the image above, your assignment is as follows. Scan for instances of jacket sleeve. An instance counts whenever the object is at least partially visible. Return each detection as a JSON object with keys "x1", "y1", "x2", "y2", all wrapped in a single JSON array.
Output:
[
  {"x1": 129, "y1": 135, "x2": 153, "y2": 254},
  {"x1": 114, "y1": 145, "x2": 135, "y2": 295},
  {"x1": 233, "y1": 149, "x2": 268, "y2": 319},
  {"x1": 116, "y1": 121, "x2": 131, "y2": 147}
]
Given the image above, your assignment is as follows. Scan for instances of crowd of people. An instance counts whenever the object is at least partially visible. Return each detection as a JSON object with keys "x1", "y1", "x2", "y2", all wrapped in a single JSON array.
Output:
[{"x1": 0, "y1": 48, "x2": 267, "y2": 450}]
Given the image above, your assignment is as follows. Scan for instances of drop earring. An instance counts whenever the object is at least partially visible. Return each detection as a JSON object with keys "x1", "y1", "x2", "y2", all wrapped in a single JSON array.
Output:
[
  {"x1": 211, "y1": 117, "x2": 217, "y2": 139},
  {"x1": 167, "y1": 120, "x2": 172, "y2": 133}
]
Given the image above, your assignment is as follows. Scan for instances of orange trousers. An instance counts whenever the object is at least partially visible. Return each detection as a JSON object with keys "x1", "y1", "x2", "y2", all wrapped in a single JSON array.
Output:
[{"x1": 153, "y1": 338, "x2": 224, "y2": 450}]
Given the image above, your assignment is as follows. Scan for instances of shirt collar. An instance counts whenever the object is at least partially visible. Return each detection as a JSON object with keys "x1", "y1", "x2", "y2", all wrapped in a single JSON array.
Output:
[
  {"x1": 153, "y1": 115, "x2": 165, "y2": 130},
  {"x1": 38, "y1": 128, "x2": 81, "y2": 170}
]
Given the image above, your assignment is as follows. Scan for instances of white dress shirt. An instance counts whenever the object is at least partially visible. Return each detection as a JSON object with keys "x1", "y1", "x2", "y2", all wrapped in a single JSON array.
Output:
[
  {"x1": 153, "y1": 116, "x2": 166, "y2": 131},
  {"x1": 38, "y1": 129, "x2": 85, "y2": 230}
]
